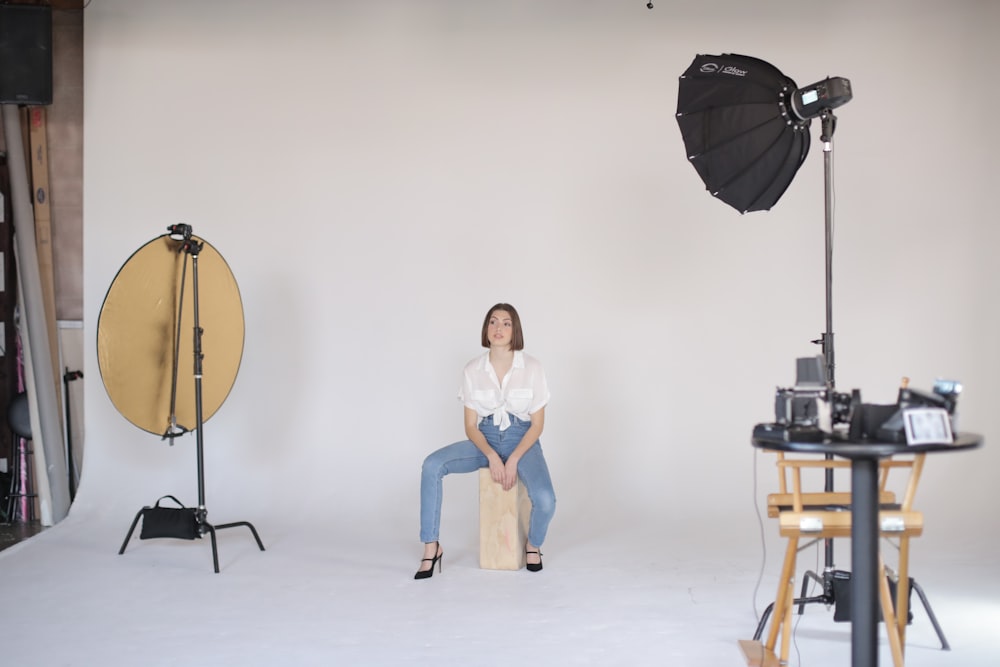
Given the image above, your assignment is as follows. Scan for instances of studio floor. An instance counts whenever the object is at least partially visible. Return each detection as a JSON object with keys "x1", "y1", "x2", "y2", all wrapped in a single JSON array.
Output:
[{"x1": 0, "y1": 511, "x2": 996, "y2": 667}]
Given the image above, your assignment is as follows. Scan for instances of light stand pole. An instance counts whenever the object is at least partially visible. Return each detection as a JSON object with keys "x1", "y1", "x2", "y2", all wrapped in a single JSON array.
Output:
[
  {"x1": 820, "y1": 109, "x2": 837, "y2": 393},
  {"x1": 817, "y1": 108, "x2": 839, "y2": 597},
  {"x1": 190, "y1": 236, "x2": 208, "y2": 526}
]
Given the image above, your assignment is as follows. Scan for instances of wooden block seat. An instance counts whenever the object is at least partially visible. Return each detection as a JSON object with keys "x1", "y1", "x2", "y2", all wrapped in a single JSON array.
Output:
[{"x1": 478, "y1": 468, "x2": 532, "y2": 570}]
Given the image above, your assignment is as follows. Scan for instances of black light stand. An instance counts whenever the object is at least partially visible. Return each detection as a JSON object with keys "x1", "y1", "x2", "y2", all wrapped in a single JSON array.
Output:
[
  {"x1": 801, "y1": 108, "x2": 841, "y2": 613},
  {"x1": 752, "y1": 113, "x2": 949, "y2": 650},
  {"x1": 119, "y1": 225, "x2": 264, "y2": 573}
]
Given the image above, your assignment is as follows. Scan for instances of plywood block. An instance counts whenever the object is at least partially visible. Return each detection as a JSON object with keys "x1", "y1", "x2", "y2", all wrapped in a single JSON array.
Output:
[{"x1": 479, "y1": 468, "x2": 531, "y2": 570}]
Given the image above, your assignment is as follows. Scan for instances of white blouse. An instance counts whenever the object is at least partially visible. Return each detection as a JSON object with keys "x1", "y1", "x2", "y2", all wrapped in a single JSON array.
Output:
[{"x1": 459, "y1": 350, "x2": 550, "y2": 431}]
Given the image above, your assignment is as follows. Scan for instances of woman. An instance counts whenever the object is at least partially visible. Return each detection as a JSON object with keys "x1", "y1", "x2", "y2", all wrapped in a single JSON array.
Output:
[{"x1": 415, "y1": 303, "x2": 556, "y2": 579}]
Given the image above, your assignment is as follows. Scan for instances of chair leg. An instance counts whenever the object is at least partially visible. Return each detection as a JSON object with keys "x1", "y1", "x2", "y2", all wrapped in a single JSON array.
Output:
[
  {"x1": 780, "y1": 568, "x2": 795, "y2": 665},
  {"x1": 879, "y1": 555, "x2": 905, "y2": 667},
  {"x1": 896, "y1": 537, "x2": 911, "y2": 650},
  {"x1": 767, "y1": 537, "x2": 798, "y2": 657}
]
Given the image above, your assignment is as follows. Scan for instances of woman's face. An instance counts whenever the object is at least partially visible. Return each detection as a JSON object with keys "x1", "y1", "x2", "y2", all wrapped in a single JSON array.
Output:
[{"x1": 487, "y1": 310, "x2": 514, "y2": 349}]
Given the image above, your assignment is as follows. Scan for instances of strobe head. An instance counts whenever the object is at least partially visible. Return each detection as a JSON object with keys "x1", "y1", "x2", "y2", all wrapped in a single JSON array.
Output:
[{"x1": 790, "y1": 76, "x2": 852, "y2": 121}]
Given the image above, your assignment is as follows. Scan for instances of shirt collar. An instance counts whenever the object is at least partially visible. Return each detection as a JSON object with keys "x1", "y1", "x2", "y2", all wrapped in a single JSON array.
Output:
[{"x1": 478, "y1": 349, "x2": 525, "y2": 368}]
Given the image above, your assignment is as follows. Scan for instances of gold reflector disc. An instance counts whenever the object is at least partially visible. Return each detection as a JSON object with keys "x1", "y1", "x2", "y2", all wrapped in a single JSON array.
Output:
[{"x1": 97, "y1": 234, "x2": 244, "y2": 436}]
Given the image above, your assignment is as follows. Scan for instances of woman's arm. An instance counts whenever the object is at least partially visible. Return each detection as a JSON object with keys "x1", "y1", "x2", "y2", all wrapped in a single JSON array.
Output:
[
  {"x1": 465, "y1": 407, "x2": 505, "y2": 484},
  {"x1": 501, "y1": 406, "x2": 545, "y2": 490}
]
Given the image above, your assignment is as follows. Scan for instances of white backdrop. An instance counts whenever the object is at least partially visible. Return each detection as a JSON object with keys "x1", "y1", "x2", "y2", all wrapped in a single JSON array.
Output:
[{"x1": 78, "y1": 0, "x2": 999, "y2": 559}]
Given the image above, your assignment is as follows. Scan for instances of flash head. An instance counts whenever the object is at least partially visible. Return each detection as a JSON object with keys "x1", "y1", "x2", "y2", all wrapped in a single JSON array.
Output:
[{"x1": 790, "y1": 76, "x2": 853, "y2": 121}]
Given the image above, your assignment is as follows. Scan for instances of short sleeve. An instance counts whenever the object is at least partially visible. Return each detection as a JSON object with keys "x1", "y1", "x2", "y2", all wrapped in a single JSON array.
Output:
[
  {"x1": 459, "y1": 366, "x2": 475, "y2": 409},
  {"x1": 526, "y1": 357, "x2": 550, "y2": 415}
]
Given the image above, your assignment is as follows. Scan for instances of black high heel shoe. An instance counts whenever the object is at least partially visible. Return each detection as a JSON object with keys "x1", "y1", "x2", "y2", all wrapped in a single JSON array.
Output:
[
  {"x1": 414, "y1": 542, "x2": 443, "y2": 580},
  {"x1": 525, "y1": 548, "x2": 543, "y2": 572}
]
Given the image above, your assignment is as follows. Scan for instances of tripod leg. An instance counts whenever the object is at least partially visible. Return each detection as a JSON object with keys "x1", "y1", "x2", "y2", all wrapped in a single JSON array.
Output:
[
  {"x1": 201, "y1": 523, "x2": 220, "y2": 573},
  {"x1": 118, "y1": 508, "x2": 145, "y2": 554},
  {"x1": 910, "y1": 578, "x2": 950, "y2": 650},
  {"x1": 798, "y1": 569, "x2": 825, "y2": 614},
  {"x1": 214, "y1": 521, "x2": 266, "y2": 551},
  {"x1": 753, "y1": 602, "x2": 775, "y2": 641}
]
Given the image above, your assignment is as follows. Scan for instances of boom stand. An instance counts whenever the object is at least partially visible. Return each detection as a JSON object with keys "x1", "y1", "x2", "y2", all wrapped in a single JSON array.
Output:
[
  {"x1": 751, "y1": 111, "x2": 949, "y2": 649},
  {"x1": 119, "y1": 232, "x2": 265, "y2": 573}
]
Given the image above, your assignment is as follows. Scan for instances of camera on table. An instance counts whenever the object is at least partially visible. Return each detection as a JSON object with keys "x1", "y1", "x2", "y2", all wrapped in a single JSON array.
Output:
[
  {"x1": 904, "y1": 379, "x2": 961, "y2": 414},
  {"x1": 766, "y1": 356, "x2": 962, "y2": 444},
  {"x1": 869, "y1": 378, "x2": 962, "y2": 443},
  {"x1": 773, "y1": 356, "x2": 859, "y2": 437}
]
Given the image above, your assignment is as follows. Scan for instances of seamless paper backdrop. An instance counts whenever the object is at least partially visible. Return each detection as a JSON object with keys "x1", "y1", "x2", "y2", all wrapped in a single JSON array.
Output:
[{"x1": 79, "y1": 0, "x2": 998, "y2": 555}]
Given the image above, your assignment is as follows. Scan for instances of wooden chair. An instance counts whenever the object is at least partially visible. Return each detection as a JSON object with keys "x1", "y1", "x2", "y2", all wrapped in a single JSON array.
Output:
[
  {"x1": 764, "y1": 453, "x2": 900, "y2": 520},
  {"x1": 740, "y1": 450, "x2": 927, "y2": 667}
]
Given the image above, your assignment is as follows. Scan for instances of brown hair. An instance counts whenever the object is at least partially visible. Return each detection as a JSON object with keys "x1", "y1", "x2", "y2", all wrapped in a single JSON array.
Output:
[{"x1": 480, "y1": 303, "x2": 524, "y2": 350}]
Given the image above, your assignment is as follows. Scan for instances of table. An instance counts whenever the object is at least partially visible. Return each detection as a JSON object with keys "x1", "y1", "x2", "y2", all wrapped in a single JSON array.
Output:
[{"x1": 752, "y1": 427, "x2": 982, "y2": 667}]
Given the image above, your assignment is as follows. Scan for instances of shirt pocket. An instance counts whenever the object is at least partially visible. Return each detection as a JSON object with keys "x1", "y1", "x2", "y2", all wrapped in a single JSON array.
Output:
[
  {"x1": 506, "y1": 388, "x2": 534, "y2": 414},
  {"x1": 472, "y1": 389, "x2": 499, "y2": 409}
]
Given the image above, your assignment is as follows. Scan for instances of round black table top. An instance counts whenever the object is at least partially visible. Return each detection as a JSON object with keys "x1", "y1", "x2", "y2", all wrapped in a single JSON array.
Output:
[{"x1": 752, "y1": 423, "x2": 983, "y2": 458}]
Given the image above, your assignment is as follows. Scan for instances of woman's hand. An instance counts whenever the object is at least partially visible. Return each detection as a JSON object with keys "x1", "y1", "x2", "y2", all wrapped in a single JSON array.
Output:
[
  {"x1": 502, "y1": 456, "x2": 520, "y2": 491},
  {"x1": 488, "y1": 453, "x2": 506, "y2": 485}
]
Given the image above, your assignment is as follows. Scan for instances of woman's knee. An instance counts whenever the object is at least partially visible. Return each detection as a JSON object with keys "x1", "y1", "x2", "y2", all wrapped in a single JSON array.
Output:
[
  {"x1": 531, "y1": 489, "x2": 556, "y2": 516},
  {"x1": 421, "y1": 453, "x2": 444, "y2": 479}
]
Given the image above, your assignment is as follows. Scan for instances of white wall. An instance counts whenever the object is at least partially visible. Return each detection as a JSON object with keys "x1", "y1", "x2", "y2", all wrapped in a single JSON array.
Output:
[{"x1": 80, "y1": 0, "x2": 999, "y2": 556}]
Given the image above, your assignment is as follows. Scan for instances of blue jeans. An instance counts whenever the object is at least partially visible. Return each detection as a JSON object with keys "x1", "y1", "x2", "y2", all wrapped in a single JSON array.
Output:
[{"x1": 420, "y1": 414, "x2": 556, "y2": 547}]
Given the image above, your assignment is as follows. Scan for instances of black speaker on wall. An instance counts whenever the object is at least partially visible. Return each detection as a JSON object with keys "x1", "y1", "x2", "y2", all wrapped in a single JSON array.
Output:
[{"x1": 0, "y1": 4, "x2": 53, "y2": 105}]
